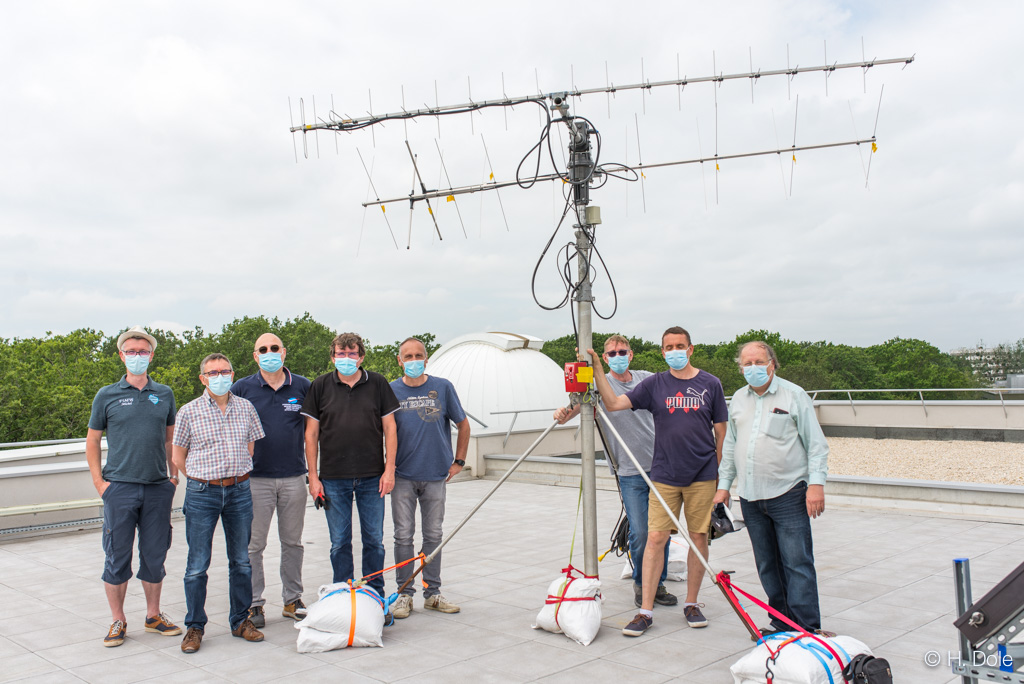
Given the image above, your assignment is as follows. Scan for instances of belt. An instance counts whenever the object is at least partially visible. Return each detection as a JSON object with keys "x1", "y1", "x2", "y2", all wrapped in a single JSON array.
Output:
[{"x1": 187, "y1": 473, "x2": 250, "y2": 487}]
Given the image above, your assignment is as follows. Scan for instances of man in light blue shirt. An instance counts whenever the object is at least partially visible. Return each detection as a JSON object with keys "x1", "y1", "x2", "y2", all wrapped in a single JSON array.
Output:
[{"x1": 714, "y1": 340, "x2": 830, "y2": 638}]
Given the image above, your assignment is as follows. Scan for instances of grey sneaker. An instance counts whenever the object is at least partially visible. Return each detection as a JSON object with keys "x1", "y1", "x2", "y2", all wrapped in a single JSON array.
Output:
[
  {"x1": 654, "y1": 584, "x2": 678, "y2": 606},
  {"x1": 247, "y1": 605, "x2": 265, "y2": 628},
  {"x1": 683, "y1": 603, "x2": 708, "y2": 628},
  {"x1": 622, "y1": 613, "x2": 653, "y2": 637},
  {"x1": 392, "y1": 594, "x2": 413, "y2": 619},
  {"x1": 423, "y1": 594, "x2": 460, "y2": 613}
]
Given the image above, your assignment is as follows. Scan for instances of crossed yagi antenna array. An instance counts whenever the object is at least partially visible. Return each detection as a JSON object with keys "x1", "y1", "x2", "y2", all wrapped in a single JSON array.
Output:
[{"x1": 289, "y1": 44, "x2": 914, "y2": 250}]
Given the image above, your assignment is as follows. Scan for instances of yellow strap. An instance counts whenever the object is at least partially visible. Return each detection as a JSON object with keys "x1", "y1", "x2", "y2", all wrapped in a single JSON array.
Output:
[
  {"x1": 447, "y1": 195, "x2": 455, "y2": 202},
  {"x1": 871, "y1": 142, "x2": 877, "y2": 153},
  {"x1": 381, "y1": 206, "x2": 386, "y2": 214}
]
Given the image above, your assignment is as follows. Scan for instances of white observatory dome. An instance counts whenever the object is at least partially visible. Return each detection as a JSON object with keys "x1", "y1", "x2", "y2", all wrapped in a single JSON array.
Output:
[{"x1": 427, "y1": 332, "x2": 567, "y2": 437}]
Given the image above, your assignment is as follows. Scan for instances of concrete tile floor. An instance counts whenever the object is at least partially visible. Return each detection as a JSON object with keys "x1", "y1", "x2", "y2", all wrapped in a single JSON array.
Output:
[{"x1": 0, "y1": 479, "x2": 1019, "y2": 683}]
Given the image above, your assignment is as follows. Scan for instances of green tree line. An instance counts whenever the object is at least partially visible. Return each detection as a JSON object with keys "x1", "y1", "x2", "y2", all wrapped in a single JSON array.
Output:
[
  {"x1": 0, "y1": 314, "x2": 437, "y2": 443},
  {"x1": 0, "y1": 315, "x2": 1008, "y2": 444},
  {"x1": 541, "y1": 329, "x2": 988, "y2": 398}
]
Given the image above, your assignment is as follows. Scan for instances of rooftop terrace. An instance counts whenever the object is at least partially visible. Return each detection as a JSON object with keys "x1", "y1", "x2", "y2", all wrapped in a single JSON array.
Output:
[{"x1": 2, "y1": 478, "x2": 1018, "y2": 684}]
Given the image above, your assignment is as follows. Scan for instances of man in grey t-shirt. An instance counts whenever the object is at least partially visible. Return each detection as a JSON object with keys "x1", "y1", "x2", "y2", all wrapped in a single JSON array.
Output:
[{"x1": 554, "y1": 334, "x2": 676, "y2": 608}]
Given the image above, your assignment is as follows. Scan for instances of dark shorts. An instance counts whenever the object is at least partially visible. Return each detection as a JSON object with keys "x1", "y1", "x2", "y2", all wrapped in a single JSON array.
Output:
[{"x1": 101, "y1": 480, "x2": 175, "y2": 585}]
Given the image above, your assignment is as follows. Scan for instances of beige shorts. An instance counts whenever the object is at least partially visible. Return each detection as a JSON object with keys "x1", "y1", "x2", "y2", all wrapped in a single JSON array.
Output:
[{"x1": 648, "y1": 479, "x2": 717, "y2": 535}]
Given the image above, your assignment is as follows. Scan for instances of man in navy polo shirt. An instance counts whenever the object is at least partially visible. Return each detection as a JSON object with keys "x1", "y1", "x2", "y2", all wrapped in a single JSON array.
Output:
[
  {"x1": 231, "y1": 332, "x2": 312, "y2": 628},
  {"x1": 590, "y1": 326, "x2": 728, "y2": 637},
  {"x1": 87, "y1": 325, "x2": 181, "y2": 647},
  {"x1": 302, "y1": 332, "x2": 400, "y2": 598}
]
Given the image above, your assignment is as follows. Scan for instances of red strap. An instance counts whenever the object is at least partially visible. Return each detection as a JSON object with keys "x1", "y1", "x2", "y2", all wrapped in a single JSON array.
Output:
[{"x1": 719, "y1": 572, "x2": 849, "y2": 681}]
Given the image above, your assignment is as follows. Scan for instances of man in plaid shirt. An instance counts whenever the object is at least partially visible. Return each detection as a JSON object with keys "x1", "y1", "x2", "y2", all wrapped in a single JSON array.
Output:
[{"x1": 172, "y1": 353, "x2": 266, "y2": 654}]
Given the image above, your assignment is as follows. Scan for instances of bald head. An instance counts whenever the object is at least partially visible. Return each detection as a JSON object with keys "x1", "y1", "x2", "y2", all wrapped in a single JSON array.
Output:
[
  {"x1": 255, "y1": 333, "x2": 284, "y2": 351},
  {"x1": 253, "y1": 332, "x2": 286, "y2": 373}
]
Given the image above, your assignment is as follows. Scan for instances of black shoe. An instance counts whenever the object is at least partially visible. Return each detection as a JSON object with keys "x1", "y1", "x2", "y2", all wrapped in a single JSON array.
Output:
[
  {"x1": 247, "y1": 605, "x2": 265, "y2": 628},
  {"x1": 622, "y1": 613, "x2": 653, "y2": 637},
  {"x1": 654, "y1": 584, "x2": 678, "y2": 606}
]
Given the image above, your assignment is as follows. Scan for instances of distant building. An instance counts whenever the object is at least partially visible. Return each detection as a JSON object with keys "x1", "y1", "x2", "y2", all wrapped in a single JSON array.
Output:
[{"x1": 950, "y1": 346, "x2": 1007, "y2": 384}]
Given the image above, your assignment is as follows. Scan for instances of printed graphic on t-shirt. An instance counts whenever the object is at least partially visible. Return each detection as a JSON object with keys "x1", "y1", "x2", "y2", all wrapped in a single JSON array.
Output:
[
  {"x1": 399, "y1": 393, "x2": 442, "y2": 423},
  {"x1": 282, "y1": 397, "x2": 302, "y2": 412},
  {"x1": 665, "y1": 387, "x2": 710, "y2": 414}
]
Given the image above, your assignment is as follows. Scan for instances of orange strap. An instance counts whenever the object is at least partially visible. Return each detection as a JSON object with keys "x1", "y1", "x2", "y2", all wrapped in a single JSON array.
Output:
[
  {"x1": 360, "y1": 553, "x2": 426, "y2": 582},
  {"x1": 347, "y1": 581, "x2": 357, "y2": 647}
]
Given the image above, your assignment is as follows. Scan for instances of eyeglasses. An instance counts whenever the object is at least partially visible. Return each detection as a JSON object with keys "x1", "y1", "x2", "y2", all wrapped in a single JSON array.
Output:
[
  {"x1": 256, "y1": 345, "x2": 281, "y2": 354},
  {"x1": 202, "y1": 369, "x2": 233, "y2": 377},
  {"x1": 123, "y1": 350, "x2": 152, "y2": 357},
  {"x1": 333, "y1": 351, "x2": 360, "y2": 359},
  {"x1": 604, "y1": 350, "x2": 630, "y2": 357}
]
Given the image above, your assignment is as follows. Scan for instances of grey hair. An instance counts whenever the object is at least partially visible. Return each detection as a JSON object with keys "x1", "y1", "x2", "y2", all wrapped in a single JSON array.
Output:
[
  {"x1": 200, "y1": 353, "x2": 233, "y2": 374},
  {"x1": 735, "y1": 341, "x2": 780, "y2": 370}
]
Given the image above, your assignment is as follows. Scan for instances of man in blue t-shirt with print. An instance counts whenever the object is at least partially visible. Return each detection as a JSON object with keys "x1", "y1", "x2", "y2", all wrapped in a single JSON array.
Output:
[
  {"x1": 590, "y1": 326, "x2": 728, "y2": 638},
  {"x1": 388, "y1": 337, "x2": 471, "y2": 619}
]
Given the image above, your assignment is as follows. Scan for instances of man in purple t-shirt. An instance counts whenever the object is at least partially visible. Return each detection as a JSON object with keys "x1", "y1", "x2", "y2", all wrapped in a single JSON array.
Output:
[{"x1": 590, "y1": 326, "x2": 728, "y2": 637}]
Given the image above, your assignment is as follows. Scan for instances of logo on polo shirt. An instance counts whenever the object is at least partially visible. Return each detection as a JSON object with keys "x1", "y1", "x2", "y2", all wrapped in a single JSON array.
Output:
[
  {"x1": 282, "y1": 397, "x2": 302, "y2": 412},
  {"x1": 119, "y1": 398, "x2": 134, "y2": 407},
  {"x1": 288, "y1": 397, "x2": 297, "y2": 403},
  {"x1": 149, "y1": 395, "x2": 160, "y2": 405}
]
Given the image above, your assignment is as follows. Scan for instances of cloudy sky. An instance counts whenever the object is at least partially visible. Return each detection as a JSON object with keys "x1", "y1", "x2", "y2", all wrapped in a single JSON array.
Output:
[{"x1": 2, "y1": 1, "x2": 1021, "y2": 352}]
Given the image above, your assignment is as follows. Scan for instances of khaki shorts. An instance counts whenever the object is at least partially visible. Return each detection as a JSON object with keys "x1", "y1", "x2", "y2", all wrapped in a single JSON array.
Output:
[{"x1": 648, "y1": 479, "x2": 716, "y2": 535}]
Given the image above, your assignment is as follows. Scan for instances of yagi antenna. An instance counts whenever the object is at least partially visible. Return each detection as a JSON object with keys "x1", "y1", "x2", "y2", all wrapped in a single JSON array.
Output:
[{"x1": 289, "y1": 44, "x2": 914, "y2": 582}]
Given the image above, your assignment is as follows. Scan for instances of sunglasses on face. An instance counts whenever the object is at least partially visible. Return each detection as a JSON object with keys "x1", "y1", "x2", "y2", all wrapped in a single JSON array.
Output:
[
  {"x1": 604, "y1": 350, "x2": 629, "y2": 357},
  {"x1": 256, "y1": 345, "x2": 281, "y2": 354}
]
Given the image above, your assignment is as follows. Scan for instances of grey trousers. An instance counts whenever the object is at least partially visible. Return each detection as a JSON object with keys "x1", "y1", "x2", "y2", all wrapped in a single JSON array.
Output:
[
  {"x1": 392, "y1": 477, "x2": 446, "y2": 598},
  {"x1": 249, "y1": 475, "x2": 306, "y2": 606}
]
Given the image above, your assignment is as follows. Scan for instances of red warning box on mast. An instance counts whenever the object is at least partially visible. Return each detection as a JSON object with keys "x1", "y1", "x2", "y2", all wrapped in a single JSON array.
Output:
[{"x1": 564, "y1": 362, "x2": 593, "y2": 393}]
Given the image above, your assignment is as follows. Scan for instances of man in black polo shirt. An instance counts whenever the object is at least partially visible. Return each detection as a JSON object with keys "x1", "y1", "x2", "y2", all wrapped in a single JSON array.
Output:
[
  {"x1": 87, "y1": 325, "x2": 181, "y2": 647},
  {"x1": 231, "y1": 332, "x2": 312, "y2": 628},
  {"x1": 301, "y1": 332, "x2": 399, "y2": 598}
]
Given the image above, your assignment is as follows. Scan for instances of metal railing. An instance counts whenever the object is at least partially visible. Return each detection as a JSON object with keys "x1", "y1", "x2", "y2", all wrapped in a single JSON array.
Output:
[{"x1": 804, "y1": 387, "x2": 1024, "y2": 418}]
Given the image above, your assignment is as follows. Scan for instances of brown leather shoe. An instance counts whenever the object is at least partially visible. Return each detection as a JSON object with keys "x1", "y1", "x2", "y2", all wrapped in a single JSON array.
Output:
[
  {"x1": 180, "y1": 627, "x2": 203, "y2": 653},
  {"x1": 230, "y1": 618, "x2": 264, "y2": 642}
]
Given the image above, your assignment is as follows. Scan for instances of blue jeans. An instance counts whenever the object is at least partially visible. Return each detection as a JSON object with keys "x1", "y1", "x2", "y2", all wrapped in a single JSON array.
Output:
[
  {"x1": 183, "y1": 478, "x2": 253, "y2": 631},
  {"x1": 321, "y1": 478, "x2": 386, "y2": 597},
  {"x1": 391, "y1": 478, "x2": 445, "y2": 598},
  {"x1": 619, "y1": 474, "x2": 669, "y2": 587},
  {"x1": 740, "y1": 481, "x2": 821, "y2": 632}
]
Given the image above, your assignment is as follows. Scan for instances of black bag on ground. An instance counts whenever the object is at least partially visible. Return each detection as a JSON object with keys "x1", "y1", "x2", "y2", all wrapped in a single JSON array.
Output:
[{"x1": 842, "y1": 654, "x2": 893, "y2": 684}]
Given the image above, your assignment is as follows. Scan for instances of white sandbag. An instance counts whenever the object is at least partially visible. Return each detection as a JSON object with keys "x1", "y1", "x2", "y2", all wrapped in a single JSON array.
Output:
[
  {"x1": 295, "y1": 582, "x2": 386, "y2": 649},
  {"x1": 667, "y1": 535, "x2": 688, "y2": 576},
  {"x1": 532, "y1": 570, "x2": 603, "y2": 646},
  {"x1": 730, "y1": 632, "x2": 871, "y2": 684},
  {"x1": 296, "y1": 626, "x2": 357, "y2": 653}
]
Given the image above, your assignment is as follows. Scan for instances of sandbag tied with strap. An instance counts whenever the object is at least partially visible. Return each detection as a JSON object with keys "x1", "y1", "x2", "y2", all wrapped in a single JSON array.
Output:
[
  {"x1": 295, "y1": 581, "x2": 388, "y2": 651},
  {"x1": 532, "y1": 565, "x2": 603, "y2": 646}
]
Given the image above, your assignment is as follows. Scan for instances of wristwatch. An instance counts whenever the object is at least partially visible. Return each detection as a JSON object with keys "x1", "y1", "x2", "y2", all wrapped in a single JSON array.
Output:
[
  {"x1": 169, "y1": 476, "x2": 179, "y2": 484},
  {"x1": 453, "y1": 459, "x2": 466, "y2": 467}
]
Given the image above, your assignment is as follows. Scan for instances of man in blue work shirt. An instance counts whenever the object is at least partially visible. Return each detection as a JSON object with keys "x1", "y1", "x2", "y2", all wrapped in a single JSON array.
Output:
[
  {"x1": 231, "y1": 332, "x2": 312, "y2": 628},
  {"x1": 87, "y1": 325, "x2": 181, "y2": 647},
  {"x1": 714, "y1": 340, "x2": 831, "y2": 639},
  {"x1": 388, "y1": 337, "x2": 471, "y2": 619}
]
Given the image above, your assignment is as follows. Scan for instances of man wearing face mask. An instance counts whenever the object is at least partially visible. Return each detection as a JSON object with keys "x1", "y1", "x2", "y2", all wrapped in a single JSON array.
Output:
[
  {"x1": 301, "y1": 332, "x2": 399, "y2": 598},
  {"x1": 554, "y1": 335, "x2": 676, "y2": 610},
  {"x1": 713, "y1": 341, "x2": 830, "y2": 639},
  {"x1": 590, "y1": 326, "x2": 727, "y2": 637},
  {"x1": 388, "y1": 337, "x2": 470, "y2": 619},
  {"x1": 87, "y1": 326, "x2": 180, "y2": 647},
  {"x1": 172, "y1": 353, "x2": 266, "y2": 654},
  {"x1": 230, "y1": 333, "x2": 312, "y2": 628}
]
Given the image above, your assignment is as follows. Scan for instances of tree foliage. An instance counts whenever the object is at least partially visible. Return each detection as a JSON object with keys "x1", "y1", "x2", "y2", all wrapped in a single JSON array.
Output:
[{"x1": 0, "y1": 318, "x2": 988, "y2": 444}]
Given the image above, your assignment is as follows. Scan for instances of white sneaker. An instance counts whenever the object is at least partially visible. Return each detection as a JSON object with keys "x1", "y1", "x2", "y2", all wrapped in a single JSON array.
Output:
[
  {"x1": 392, "y1": 594, "x2": 413, "y2": 619},
  {"x1": 423, "y1": 594, "x2": 460, "y2": 614}
]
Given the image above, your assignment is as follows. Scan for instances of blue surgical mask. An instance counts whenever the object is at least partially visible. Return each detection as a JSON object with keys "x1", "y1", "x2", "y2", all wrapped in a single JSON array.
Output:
[
  {"x1": 743, "y1": 364, "x2": 772, "y2": 387},
  {"x1": 664, "y1": 350, "x2": 688, "y2": 370},
  {"x1": 607, "y1": 355, "x2": 629, "y2": 374},
  {"x1": 258, "y1": 352, "x2": 283, "y2": 373},
  {"x1": 334, "y1": 358, "x2": 359, "y2": 375},
  {"x1": 403, "y1": 360, "x2": 425, "y2": 379},
  {"x1": 207, "y1": 375, "x2": 232, "y2": 396},
  {"x1": 124, "y1": 355, "x2": 149, "y2": 375}
]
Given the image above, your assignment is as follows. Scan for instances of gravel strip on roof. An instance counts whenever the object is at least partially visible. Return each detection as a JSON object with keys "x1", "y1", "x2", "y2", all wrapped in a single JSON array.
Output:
[{"x1": 827, "y1": 436, "x2": 1024, "y2": 486}]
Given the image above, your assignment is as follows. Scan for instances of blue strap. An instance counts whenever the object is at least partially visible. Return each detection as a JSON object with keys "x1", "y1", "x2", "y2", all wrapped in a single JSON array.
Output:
[
  {"x1": 764, "y1": 632, "x2": 844, "y2": 684},
  {"x1": 321, "y1": 586, "x2": 386, "y2": 612}
]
